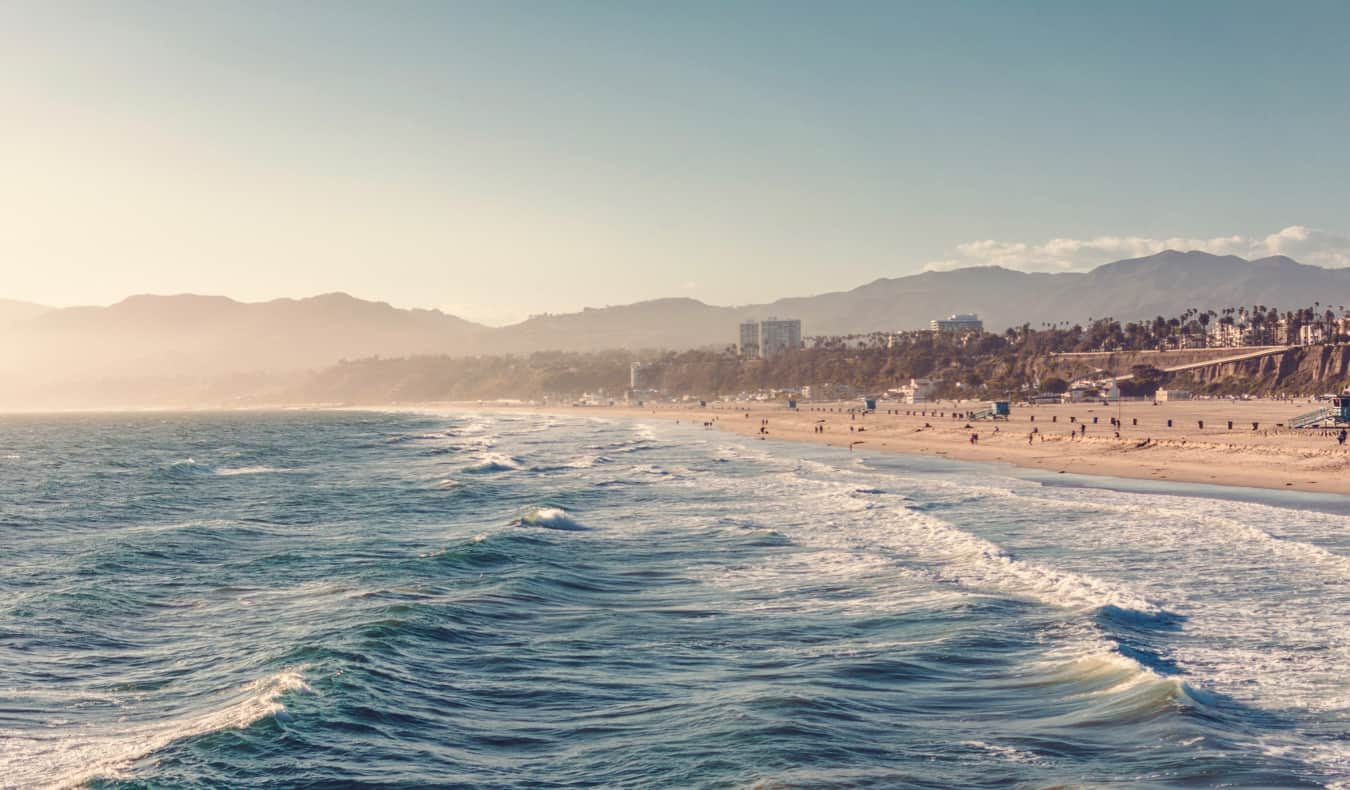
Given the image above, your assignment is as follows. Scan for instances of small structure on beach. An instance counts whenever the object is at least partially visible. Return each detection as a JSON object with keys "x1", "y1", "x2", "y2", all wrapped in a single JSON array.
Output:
[
  {"x1": 1289, "y1": 394, "x2": 1350, "y2": 428},
  {"x1": 1156, "y1": 389, "x2": 1191, "y2": 402},
  {"x1": 971, "y1": 401, "x2": 1010, "y2": 420}
]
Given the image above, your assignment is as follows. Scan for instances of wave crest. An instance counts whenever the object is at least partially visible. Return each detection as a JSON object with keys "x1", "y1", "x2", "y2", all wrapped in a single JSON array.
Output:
[
  {"x1": 0, "y1": 667, "x2": 312, "y2": 790},
  {"x1": 519, "y1": 507, "x2": 587, "y2": 531}
]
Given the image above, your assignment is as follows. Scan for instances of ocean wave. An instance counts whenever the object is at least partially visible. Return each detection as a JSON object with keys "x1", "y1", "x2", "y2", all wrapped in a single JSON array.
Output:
[
  {"x1": 462, "y1": 454, "x2": 521, "y2": 473},
  {"x1": 1011, "y1": 648, "x2": 1196, "y2": 728},
  {"x1": 889, "y1": 508, "x2": 1164, "y2": 615},
  {"x1": 518, "y1": 506, "x2": 587, "y2": 531},
  {"x1": 163, "y1": 458, "x2": 215, "y2": 476},
  {"x1": 0, "y1": 667, "x2": 312, "y2": 790}
]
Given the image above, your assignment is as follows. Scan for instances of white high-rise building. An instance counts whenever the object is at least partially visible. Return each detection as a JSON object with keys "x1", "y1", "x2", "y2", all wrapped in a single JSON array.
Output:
[
  {"x1": 758, "y1": 318, "x2": 802, "y2": 356},
  {"x1": 739, "y1": 320, "x2": 760, "y2": 357},
  {"x1": 738, "y1": 318, "x2": 802, "y2": 357}
]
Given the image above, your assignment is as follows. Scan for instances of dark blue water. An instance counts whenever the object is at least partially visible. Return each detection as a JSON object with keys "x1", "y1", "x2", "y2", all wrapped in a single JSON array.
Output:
[{"x1": 1, "y1": 410, "x2": 1346, "y2": 788}]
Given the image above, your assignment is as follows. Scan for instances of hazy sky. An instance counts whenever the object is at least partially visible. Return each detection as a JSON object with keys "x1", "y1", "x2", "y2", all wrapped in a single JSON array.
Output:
[{"x1": 4, "y1": 1, "x2": 1349, "y2": 324}]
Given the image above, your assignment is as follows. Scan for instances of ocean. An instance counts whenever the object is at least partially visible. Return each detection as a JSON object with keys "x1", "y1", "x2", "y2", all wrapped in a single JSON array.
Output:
[{"x1": 1, "y1": 409, "x2": 1346, "y2": 789}]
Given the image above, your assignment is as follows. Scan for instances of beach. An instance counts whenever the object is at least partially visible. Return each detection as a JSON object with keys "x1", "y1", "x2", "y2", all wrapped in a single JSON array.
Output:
[{"x1": 513, "y1": 398, "x2": 1350, "y2": 496}]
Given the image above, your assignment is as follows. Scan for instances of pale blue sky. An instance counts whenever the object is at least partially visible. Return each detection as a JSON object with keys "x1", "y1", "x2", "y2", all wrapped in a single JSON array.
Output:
[{"x1": 3, "y1": 1, "x2": 1348, "y2": 324}]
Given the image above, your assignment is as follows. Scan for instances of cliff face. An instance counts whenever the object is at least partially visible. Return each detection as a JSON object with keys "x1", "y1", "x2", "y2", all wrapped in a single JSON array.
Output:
[
  {"x1": 1171, "y1": 345, "x2": 1350, "y2": 394},
  {"x1": 1032, "y1": 349, "x2": 1265, "y2": 384}
]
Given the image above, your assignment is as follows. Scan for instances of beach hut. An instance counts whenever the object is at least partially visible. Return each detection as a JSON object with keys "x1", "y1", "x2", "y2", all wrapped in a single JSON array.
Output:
[
  {"x1": 863, "y1": 397, "x2": 877, "y2": 411},
  {"x1": 787, "y1": 398, "x2": 798, "y2": 410},
  {"x1": 1335, "y1": 395, "x2": 1350, "y2": 422},
  {"x1": 991, "y1": 401, "x2": 1011, "y2": 417}
]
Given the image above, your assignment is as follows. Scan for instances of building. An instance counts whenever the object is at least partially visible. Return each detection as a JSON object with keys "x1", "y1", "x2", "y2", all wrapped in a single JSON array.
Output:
[
  {"x1": 930, "y1": 313, "x2": 984, "y2": 334},
  {"x1": 738, "y1": 318, "x2": 802, "y2": 357},
  {"x1": 896, "y1": 378, "x2": 940, "y2": 404},
  {"x1": 738, "y1": 320, "x2": 760, "y2": 357},
  {"x1": 1299, "y1": 323, "x2": 1326, "y2": 346},
  {"x1": 1156, "y1": 388, "x2": 1191, "y2": 402},
  {"x1": 1207, "y1": 321, "x2": 1247, "y2": 348},
  {"x1": 629, "y1": 362, "x2": 659, "y2": 390},
  {"x1": 759, "y1": 318, "x2": 802, "y2": 356}
]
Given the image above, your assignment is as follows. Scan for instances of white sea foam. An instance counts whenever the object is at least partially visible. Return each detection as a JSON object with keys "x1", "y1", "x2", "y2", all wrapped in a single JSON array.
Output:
[
  {"x1": 462, "y1": 454, "x2": 520, "y2": 473},
  {"x1": 214, "y1": 465, "x2": 283, "y2": 477},
  {"x1": 519, "y1": 506, "x2": 586, "y2": 531},
  {"x1": 0, "y1": 667, "x2": 312, "y2": 790},
  {"x1": 711, "y1": 463, "x2": 1162, "y2": 615},
  {"x1": 961, "y1": 739, "x2": 1047, "y2": 765},
  {"x1": 881, "y1": 507, "x2": 1162, "y2": 614}
]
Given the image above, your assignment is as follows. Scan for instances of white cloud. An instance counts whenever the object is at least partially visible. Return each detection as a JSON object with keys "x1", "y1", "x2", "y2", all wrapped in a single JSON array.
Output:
[{"x1": 926, "y1": 226, "x2": 1350, "y2": 273}]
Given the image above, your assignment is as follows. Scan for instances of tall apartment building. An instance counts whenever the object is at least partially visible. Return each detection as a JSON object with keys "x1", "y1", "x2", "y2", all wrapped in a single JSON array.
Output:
[
  {"x1": 738, "y1": 320, "x2": 761, "y2": 357},
  {"x1": 738, "y1": 318, "x2": 802, "y2": 357}
]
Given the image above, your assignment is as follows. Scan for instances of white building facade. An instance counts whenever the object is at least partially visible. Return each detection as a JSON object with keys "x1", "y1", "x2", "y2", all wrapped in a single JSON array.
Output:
[
  {"x1": 739, "y1": 318, "x2": 802, "y2": 357},
  {"x1": 930, "y1": 314, "x2": 984, "y2": 333}
]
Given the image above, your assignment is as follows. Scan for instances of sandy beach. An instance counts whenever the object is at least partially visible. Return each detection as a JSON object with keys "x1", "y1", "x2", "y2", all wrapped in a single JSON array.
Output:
[{"x1": 494, "y1": 398, "x2": 1350, "y2": 496}]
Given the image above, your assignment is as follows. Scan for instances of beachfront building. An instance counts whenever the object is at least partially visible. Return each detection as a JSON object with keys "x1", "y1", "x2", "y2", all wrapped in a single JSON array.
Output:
[
  {"x1": 739, "y1": 318, "x2": 803, "y2": 357},
  {"x1": 930, "y1": 313, "x2": 984, "y2": 334},
  {"x1": 1156, "y1": 388, "x2": 1191, "y2": 402},
  {"x1": 896, "y1": 378, "x2": 940, "y2": 404},
  {"x1": 804, "y1": 382, "x2": 856, "y2": 401}
]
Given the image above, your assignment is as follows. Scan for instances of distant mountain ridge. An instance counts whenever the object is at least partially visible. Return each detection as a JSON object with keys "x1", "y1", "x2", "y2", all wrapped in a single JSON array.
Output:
[
  {"x1": 0, "y1": 298, "x2": 52, "y2": 327},
  {"x1": 0, "y1": 292, "x2": 485, "y2": 381},
  {"x1": 4, "y1": 251, "x2": 1350, "y2": 407}
]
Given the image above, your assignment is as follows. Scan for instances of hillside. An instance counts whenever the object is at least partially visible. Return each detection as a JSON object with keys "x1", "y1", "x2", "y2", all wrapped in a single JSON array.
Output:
[
  {"x1": 480, "y1": 251, "x2": 1350, "y2": 351},
  {"x1": 0, "y1": 293, "x2": 487, "y2": 408},
  {"x1": 0, "y1": 299, "x2": 52, "y2": 327},
  {"x1": 4, "y1": 250, "x2": 1350, "y2": 409}
]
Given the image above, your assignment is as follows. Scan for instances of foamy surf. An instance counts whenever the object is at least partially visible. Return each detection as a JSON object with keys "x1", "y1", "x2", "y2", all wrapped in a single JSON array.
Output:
[
  {"x1": 462, "y1": 454, "x2": 521, "y2": 473},
  {"x1": 0, "y1": 668, "x2": 312, "y2": 790},
  {"x1": 518, "y1": 506, "x2": 586, "y2": 531}
]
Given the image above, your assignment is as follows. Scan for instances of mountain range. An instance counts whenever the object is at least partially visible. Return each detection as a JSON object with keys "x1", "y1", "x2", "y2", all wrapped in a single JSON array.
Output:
[{"x1": 3, "y1": 250, "x2": 1350, "y2": 407}]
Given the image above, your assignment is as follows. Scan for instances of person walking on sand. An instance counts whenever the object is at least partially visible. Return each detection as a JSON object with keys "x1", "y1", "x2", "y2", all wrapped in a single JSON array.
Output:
[{"x1": 1339, "y1": 428, "x2": 1347, "y2": 446}]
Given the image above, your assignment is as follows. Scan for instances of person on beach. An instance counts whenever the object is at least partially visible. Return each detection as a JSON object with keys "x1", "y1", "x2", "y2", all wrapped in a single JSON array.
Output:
[{"x1": 1339, "y1": 428, "x2": 1347, "y2": 446}]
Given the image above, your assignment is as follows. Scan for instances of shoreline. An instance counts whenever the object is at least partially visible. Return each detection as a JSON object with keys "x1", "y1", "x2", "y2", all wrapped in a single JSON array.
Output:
[
  {"x1": 5, "y1": 400, "x2": 1348, "y2": 497},
  {"x1": 457, "y1": 399, "x2": 1350, "y2": 497}
]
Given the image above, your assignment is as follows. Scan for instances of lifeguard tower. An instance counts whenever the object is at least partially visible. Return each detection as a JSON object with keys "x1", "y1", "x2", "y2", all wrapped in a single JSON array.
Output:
[
  {"x1": 1289, "y1": 393, "x2": 1350, "y2": 428},
  {"x1": 971, "y1": 401, "x2": 1011, "y2": 420}
]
